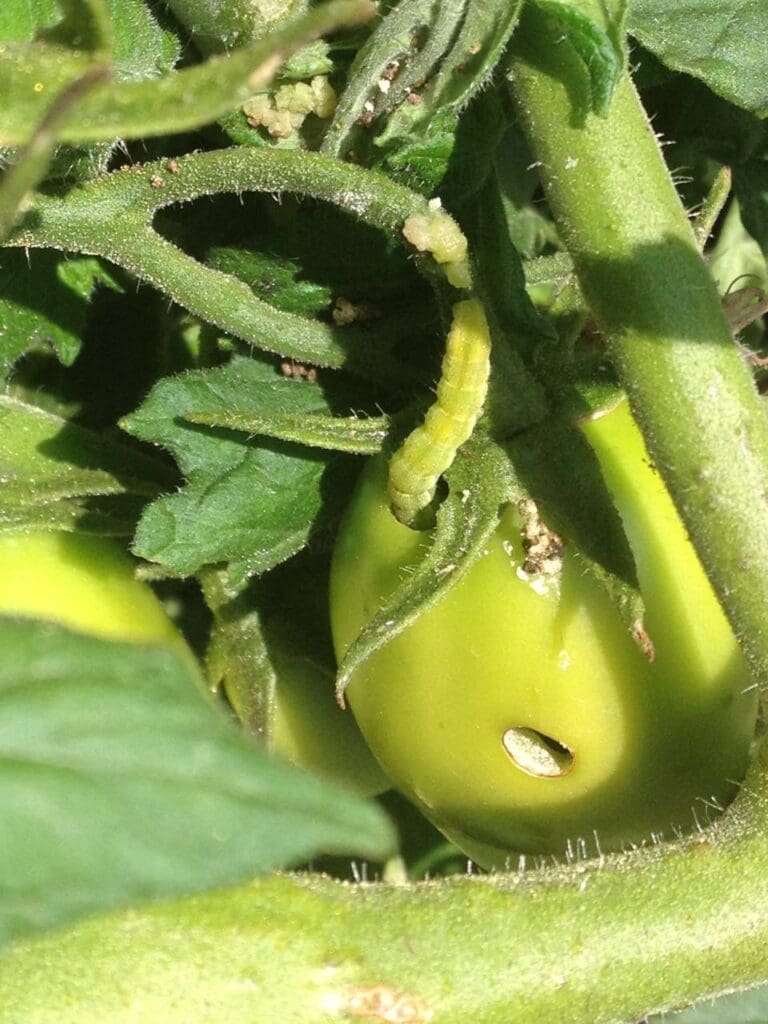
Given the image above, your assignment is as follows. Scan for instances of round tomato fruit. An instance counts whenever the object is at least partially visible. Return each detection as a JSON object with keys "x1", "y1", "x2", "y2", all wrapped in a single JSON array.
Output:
[
  {"x1": 225, "y1": 645, "x2": 390, "y2": 798},
  {"x1": 330, "y1": 399, "x2": 758, "y2": 864},
  {"x1": 0, "y1": 530, "x2": 188, "y2": 649}
]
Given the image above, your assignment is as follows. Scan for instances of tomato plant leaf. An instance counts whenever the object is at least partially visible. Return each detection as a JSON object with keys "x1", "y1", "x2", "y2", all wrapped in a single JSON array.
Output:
[
  {"x1": 202, "y1": 566, "x2": 279, "y2": 741},
  {"x1": 321, "y1": 0, "x2": 464, "y2": 160},
  {"x1": 376, "y1": 0, "x2": 523, "y2": 158},
  {"x1": 0, "y1": 0, "x2": 372, "y2": 145},
  {"x1": 121, "y1": 357, "x2": 359, "y2": 585},
  {"x1": 206, "y1": 245, "x2": 336, "y2": 319},
  {"x1": 0, "y1": 394, "x2": 172, "y2": 534},
  {"x1": 629, "y1": 0, "x2": 768, "y2": 117},
  {"x1": 0, "y1": 250, "x2": 120, "y2": 377},
  {"x1": 529, "y1": 0, "x2": 627, "y2": 117},
  {"x1": 336, "y1": 429, "x2": 521, "y2": 701},
  {"x1": 0, "y1": 616, "x2": 395, "y2": 949},
  {"x1": 379, "y1": 85, "x2": 508, "y2": 200},
  {"x1": 185, "y1": 408, "x2": 390, "y2": 454}
]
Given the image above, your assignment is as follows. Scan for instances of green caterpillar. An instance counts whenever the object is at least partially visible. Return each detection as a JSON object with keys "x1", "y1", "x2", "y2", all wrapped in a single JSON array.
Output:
[{"x1": 388, "y1": 298, "x2": 491, "y2": 524}]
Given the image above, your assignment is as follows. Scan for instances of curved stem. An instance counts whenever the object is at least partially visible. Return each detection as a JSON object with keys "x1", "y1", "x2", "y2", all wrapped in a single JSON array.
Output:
[
  {"x1": 5, "y1": 148, "x2": 435, "y2": 379},
  {"x1": 508, "y1": 2, "x2": 768, "y2": 686},
  {"x1": 4, "y1": 746, "x2": 768, "y2": 1022}
]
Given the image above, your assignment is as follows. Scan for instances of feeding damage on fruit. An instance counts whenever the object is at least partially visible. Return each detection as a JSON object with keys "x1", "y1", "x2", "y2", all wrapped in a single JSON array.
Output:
[
  {"x1": 321, "y1": 983, "x2": 434, "y2": 1023},
  {"x1": 503, "y1": 727, "x2": 574, "y2": 778},
  {"x1": 517, "y1": 498, "x2": 564, "y2": 579}
]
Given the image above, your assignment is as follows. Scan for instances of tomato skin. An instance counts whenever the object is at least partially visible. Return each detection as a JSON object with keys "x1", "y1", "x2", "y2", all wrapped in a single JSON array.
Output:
[
  {"x1": 0, "y1": 531, "x2": 187, "y2": 649},
  {"x1": 271, "y1": 656, "x2": 389, "y2": 796},
  {"x1": 225, "y1": 647, "x2": 390, "y2": 798},
  {"x1": 330, "y1": 404, "x2": 758, "y2": 863},
  {"x1": 0, "y1": 530, "x2": 386, "y2": 795}
]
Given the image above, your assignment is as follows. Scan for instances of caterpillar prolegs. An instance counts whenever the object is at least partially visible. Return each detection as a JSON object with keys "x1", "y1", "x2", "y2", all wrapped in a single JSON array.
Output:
[{"x1": 388, "y1": 298, "x2": 491, "y2": 524}]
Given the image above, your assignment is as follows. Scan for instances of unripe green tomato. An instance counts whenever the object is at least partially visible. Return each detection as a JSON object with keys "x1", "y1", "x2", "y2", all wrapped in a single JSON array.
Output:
[
  {"x1": 330, "y1": 400, "x2": 758, "y2": 864},
  {"x1": 0, "y1": 530, "x2": 187, "y2": 649},
  {"x1": 225, "y1": 647, "x2": 390, "y2": 797}
]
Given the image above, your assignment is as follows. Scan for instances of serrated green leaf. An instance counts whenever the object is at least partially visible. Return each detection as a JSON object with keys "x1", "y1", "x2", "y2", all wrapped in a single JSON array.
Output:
[
  {"x1": 206, "y1": 245, "x2": 334, "y2": 318},
  {"x1": 0, "y1": 616, "x2": 394, "y2": 949},
  {"x1": 0, "y1": 394, "x2": 170, "y2": 531},
  {"x1": 121, "y1": 357, "x2": 359, "y2": 585},
  {"x1": 531, "y1": 0, "x2": 625, "y2": 117},
  {"x1": 0, "y1": 250, "x2": 119, "y2": 377},
  {"x1": 629, "y1": 0, "x2": 768, "y2": 117},
  {"x1": 379, "y1": 109, "x2": 458, "y2": 195},
  {"x1": 336, "y1": 430, "x2": 520, "y2": 700},
  {"x1": 186, "y1": 408, "x2": 390, "y2": 453}
]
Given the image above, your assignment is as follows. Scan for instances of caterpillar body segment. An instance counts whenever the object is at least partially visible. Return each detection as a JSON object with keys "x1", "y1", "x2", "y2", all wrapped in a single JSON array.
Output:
[{"x1": 388, "y1": 298, "x2": 491, "y2": 524}]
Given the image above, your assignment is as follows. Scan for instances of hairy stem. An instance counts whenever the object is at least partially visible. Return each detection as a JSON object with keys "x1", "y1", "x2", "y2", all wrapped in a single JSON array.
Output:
[
  {"x1": 5, "y1": 148, "x2": 434, "y2": 380},
  {"x1": 3, "y1": 744, "x2": 768, "y2": 1023},
  {"x1": 508, "y1": 3, "x2": 768, "y2": 686}
]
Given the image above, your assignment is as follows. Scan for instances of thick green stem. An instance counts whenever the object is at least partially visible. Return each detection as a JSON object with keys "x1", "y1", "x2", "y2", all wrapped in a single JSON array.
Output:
[
  {"x1": 508, "y1": 4, "x2": 768, "y2": 685},
  {"x1": 4, "y1": 746, "x2": 768, "y2": 1022}
]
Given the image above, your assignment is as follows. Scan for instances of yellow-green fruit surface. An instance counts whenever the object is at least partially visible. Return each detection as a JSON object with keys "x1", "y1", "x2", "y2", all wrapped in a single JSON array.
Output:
[
  {"x1": 0, "y1": 531, "x2": 185, "y2": 647},
  {"x1": 267, "y1": 651, "x2": 390, "y2": 797},
  {"x1": 330, "y1": 401, "x2": 757, "y2": 863}
]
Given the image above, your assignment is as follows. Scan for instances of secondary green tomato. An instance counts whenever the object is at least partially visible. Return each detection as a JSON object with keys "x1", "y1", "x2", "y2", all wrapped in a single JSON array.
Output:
[
  {"x1": 0, "y1": 528, "x2": 386, "y2": 795},
  {"x1": 330, "y1": 399, "x2": 758, "y2": 864},
  {"x1": 225, "y1": 646, "x2": 390, "y2": 797},
  {"x1": 0, "y1": 530, "x2": 187, "y2": 648}
]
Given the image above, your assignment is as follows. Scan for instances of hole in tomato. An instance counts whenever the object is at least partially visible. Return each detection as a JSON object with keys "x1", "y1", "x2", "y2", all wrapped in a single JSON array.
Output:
[{"x1": 502, "y1": 727, "x2": 573, "y2": 778}]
